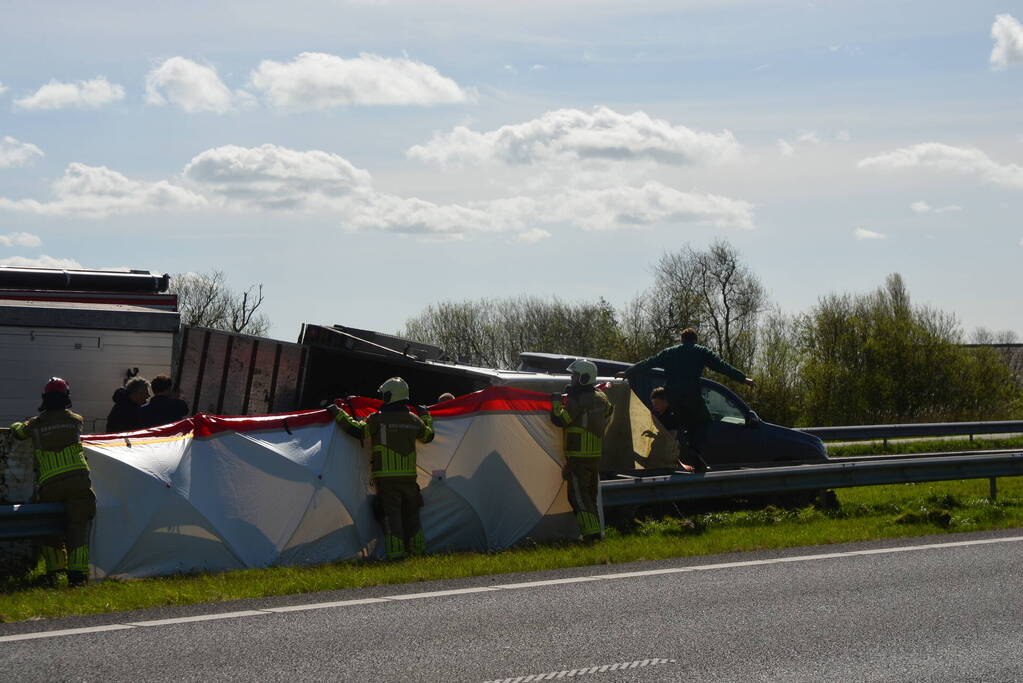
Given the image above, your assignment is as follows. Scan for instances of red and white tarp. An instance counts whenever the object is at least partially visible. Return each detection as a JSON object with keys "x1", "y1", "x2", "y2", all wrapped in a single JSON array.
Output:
[{"x1": 82, "y1": 387, "x2": 580, "y2": 579}]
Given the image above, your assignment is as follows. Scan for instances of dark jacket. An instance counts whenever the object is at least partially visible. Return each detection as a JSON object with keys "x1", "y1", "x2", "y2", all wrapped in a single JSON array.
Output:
[
  {"x1": 106, "y1": 388, "x2": 141, "y2": 433},
  {"x1": 625, "y1": 341, "x2": 747, "y2": 393},
  {"x1": 139, "y1": 394, "x2": 190, "y2": 428}
]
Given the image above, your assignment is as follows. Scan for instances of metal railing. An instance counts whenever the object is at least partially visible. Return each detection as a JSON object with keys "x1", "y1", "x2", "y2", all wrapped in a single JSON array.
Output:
[
  {"x1": 800, "y1": 420, "x2": 1023, "y2": 443},
  {"x1": 601, "y1": 451, "x2": 1023, "y2": 508},
  {"x1": 0, "y1": 502, "x2": 65, "y2": 540}
]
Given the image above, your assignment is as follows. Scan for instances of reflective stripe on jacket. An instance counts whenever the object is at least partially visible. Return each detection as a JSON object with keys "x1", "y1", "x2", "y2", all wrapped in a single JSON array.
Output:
[
  {"x1": 334, "y1": 403, "x2": 434, "y2": 478},
  {"x1": 551, "y1": 387, "x2": 614, "y2": 459},
  {"x1": 35, "y1": 444, "x2": 89, "y2": 485},
  {"x1": 11, "y1": 410, "x2": 88, "y2": 484}
]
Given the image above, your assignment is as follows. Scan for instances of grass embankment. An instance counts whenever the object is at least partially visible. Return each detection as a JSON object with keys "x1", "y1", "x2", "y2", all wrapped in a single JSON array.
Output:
[{"x1": 3, "y1": 471, "x2": 1023, "y2": 623}]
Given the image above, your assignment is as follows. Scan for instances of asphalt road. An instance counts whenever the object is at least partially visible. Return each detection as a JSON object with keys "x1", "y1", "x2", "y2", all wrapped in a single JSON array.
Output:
[{"x1": 3, "y1": 529, "x2": 1022, "y2": 682}]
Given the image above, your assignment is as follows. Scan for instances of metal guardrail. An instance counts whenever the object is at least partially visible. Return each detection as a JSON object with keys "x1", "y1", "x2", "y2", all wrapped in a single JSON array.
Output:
[
  {"x1": 5, "y1": 451, "x2": 1023, "y2": 542},
  {"x1": 601, "y1": 451, "x2": 1023, "y2": 508},
  {"x1": 800, "y1": 420, "x2": 1023, "y2": 442},
  {"x1": 0, "y1": 502, "x2": 65, "y2": 540}
]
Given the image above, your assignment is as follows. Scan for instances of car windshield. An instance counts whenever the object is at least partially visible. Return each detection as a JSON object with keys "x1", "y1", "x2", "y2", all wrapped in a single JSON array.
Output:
[{"x1": 702, "y1": 385, "x2": 746, "y2": 425}]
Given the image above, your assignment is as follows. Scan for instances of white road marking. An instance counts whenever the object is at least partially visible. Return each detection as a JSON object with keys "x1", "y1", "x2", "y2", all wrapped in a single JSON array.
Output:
[
  {"x1": 387, "y1": 586, "x2": 500, "y2": 600},
  {"x1": 0, "y1": 624, "x2": 133, "y2": 642},
  {"x1": 483, "y1": 658, "x2": 676, "y2": 682},
  {"x1": 2, "y1": 534, "x2": 1021, "y2": 644},
  {"x1": 262, "y1": 597, "x2": 387, "y2": 613},
  {"x1": 127, "y1": 610, "x2": 268, "y2": 627}
]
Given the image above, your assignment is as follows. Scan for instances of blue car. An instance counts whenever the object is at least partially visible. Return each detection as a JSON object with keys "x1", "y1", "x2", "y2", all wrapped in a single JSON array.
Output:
[{"x1": 519, "y1": 352, "x2": 828, "y2": 470}]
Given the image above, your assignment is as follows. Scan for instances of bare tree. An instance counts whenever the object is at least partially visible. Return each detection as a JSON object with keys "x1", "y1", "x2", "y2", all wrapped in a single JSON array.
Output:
[
  {"x1": 647, "y1": 239, "x2": 767, "y2": 369},
  {"x1": 403, "y1": 296, "x2": 625, "y2": 369},
  {"x1": 171, "y1": 270, "x2": 271, "y2": 336}
]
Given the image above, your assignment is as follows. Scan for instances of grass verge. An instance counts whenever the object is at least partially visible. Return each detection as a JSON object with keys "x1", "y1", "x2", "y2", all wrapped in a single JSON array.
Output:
[
  {"x1": 825, "y1": 435, "x2": 1023, "y2": 457},
  {"x1": 2, "y1": 476, "x2": 1021, "y2": 623}
]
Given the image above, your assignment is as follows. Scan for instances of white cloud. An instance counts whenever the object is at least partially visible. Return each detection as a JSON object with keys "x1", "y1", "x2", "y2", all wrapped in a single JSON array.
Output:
[
  {"x1": 343, "y1": 193, "x2": 513, "y2": 239},
  {"x1": 990, "y1": 13, "x2": 1023, "y2": 70},
  {"x1": 533, "y1": 182, "x2": 754, "y2": 230},
  {"x1": 0, "y1": 255, "x2": 83, "y2": 269},
  {"x1": 503, "y1": 65, "x2": 518, "y2": 75},
  {"x1": 854, "y1": 227, "x2": 886, "y2": 240},
  {"x1": 0, "y1": 163, "x2": 207, "y2": 218},
  {"x1": 0, "y1": 232, "x2": 42, "y2": 247},
  {"x1": 0, "y1": 136, "x2": 44, "y2": 168},
  {"x1": 910, "y1": 200, "x2": 962, "y2": 214},
  {"x1": 14, "y1": 77, "x2": 124, "y2": 110},
  {"x1": 797, "y1": 130, "x2": 821, "y2": 145},
  {"x1": 0, "y1": 82, "x2": 7, "y2": 95},
  {"x1": 0, "y1": 144, "x2": 755, "y2": 240},
  {"x1": 182, "y1": 144, "x2": 373, "y2": 210},
  {"x1": 859, "y1": 143, "x2": 1023, "y2": 189},
  {"x1": 146, "y1": 57, "x2": 237, "y2": 114},
  {"x1": 836, "y1": 130, "x2": 851, "y2": 142},
  {"x1": 777, "y1": 139, "x2": 794, "y2": 158},
  {"x1": 249, "y1": 52, "x2": 468, "y2": 110},
  {"x1": 408, "y1": 106, "x2": 742, "y2": 167},
  {"x1": 530, "y1": 64, "x2": 546, "y2": 72}
]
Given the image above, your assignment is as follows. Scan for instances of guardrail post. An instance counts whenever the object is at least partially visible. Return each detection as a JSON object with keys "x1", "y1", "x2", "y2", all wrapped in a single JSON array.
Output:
[{"x1": 989, "y1": 477, "x2": 997, "y2": 502}]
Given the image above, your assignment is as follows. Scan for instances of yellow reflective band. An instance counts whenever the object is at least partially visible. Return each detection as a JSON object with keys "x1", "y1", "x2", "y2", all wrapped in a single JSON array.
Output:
[
  {"x1": 565, "y1": 427, "x2": 602, "y2": 458},
  {"x1": 68, "y1": 546, "x2": 89, "y2": 573},
  {"x1": 371, "y1": 445, "x2": 417, "y2": 477},
  {"x1": 35, "y1": 444, "x2": 88, "y2": 484},
  {"x1": 41, "y1": 545, "x2": 66, "y2": 572},
  {"x1": 576, "y1": 511, "x2": 601, "y2": 536},
  {"x1": 409, "y1": 529, "x2": 425, "y2": 555},
  {"x1": 385, "y1": 535, "x2": 406, "y2": 559}
]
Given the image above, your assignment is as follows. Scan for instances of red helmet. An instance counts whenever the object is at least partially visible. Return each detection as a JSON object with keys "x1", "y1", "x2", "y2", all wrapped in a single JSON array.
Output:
[{"x1": 43, "y1": 377, "x2": 70, "y2": 394}]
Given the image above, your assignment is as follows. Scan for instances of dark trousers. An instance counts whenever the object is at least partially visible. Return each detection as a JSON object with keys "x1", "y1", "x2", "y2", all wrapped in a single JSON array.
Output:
[
  {"x1": 375, "y1": 477, "x2": 424, "y2": 559},
  {"x1": 36, "y1": 471, "x2": 95, "y2": 574},
  {"x1": 564, "y1": 457, "x2": 602, "y2": 539},
  {"x1": 668, "y1": 390, "x2": 712, "y2": 471}
]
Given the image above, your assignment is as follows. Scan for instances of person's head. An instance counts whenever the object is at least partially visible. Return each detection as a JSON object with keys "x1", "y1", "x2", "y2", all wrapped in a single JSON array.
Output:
[
  {"x1": 566, "y1": 358, "x2": 598, "y2": 387},
  {"x1": 437, "y1": 392, "x2": 455, "y2": 403},
  {"x1": 39, "y1": 376, "x2": 72, "y2": 412},
  {"x1": 680, "y1": 328, "x2": 698, "y2": 344},
  {"x1": 378, "y1": 377, "x2": 409, "y2": 404},
  {"x1": 650, "y1": 386, "x2": 668, "y2": 415},
  {"x1": 125, "y1": 377, "x2": 151, "y2": 405},
  {"x1": 150, "y1": 374, "x2": 174, "y2": 396}
]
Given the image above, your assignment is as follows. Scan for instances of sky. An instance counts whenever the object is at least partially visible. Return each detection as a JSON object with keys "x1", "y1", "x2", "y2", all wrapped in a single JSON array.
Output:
[{"x1": 0, "y1": 0, "x2": 1021, "y2": 342}]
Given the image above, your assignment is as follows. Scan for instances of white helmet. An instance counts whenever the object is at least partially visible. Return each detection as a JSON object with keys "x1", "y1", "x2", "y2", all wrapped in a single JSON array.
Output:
[
  {"x1": 566, "y1": 359, "x2": 598, "y2": 386},
  {"x1": 378, "y1": 377, "x2": 409, "y2": 403}
]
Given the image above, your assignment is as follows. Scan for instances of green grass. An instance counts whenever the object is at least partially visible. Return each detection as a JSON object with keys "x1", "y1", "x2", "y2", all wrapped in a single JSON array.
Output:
[
  {"x1": 2, "y1": 476, "x2": 1022, "y2": 623},
  {"x1": 825, "y1": 435, "x2": 1023, "y2": 458}
]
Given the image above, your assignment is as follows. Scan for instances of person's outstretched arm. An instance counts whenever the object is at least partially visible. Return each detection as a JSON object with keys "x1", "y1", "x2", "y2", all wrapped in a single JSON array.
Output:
[
  {"x1": 326, "y1": 402, "x2": 366, "y2": 439},
  {"x1": 414, "y1": 405, "x2": 435, "y2": 444}
]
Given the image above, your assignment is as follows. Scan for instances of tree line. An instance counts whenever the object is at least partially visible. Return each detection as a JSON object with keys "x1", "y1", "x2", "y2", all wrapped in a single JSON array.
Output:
[{"x1": 401, "y1": 239, "x2": 1023, "y2": 427}]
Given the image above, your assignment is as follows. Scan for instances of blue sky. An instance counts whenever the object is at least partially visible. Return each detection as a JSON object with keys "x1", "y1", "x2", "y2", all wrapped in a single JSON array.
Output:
[{"x1": 1, "y1": 1, "x2": 1021, "y2": 342}]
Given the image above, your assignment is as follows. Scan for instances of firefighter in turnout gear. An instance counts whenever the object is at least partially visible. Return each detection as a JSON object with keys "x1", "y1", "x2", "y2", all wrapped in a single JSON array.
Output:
[
  {"x1": 550, "y1": 359, "x2": 613, "y2": 542},
  {"x1": 328, "y1": 377, "x2": 434, "y2": 560},
  {"x1": 10, "y1": 378, "x2": 96, "y2": 587}
]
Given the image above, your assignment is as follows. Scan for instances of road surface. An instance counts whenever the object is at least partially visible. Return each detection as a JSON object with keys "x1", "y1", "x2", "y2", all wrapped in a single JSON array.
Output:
[{"x1": 3, "y1": 529, "x2": 1021, "y2": 681}]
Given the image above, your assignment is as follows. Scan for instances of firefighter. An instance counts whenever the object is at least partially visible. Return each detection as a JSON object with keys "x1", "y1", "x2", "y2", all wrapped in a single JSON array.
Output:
[
  {"x1": 550, "y1": 359, "x2": 613, "y2": 542},
  {"x1": 328, "y1": 378, "x2": 434, "y2": 560},
  {"x1": 10, "y1": 378, "x2": 96, "y2": 587}
]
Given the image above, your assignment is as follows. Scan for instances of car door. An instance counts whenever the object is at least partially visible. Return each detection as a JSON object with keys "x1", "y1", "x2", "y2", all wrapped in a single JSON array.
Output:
[{"x1": 696, "y1": 383, "x2": 763, "y2": 467}]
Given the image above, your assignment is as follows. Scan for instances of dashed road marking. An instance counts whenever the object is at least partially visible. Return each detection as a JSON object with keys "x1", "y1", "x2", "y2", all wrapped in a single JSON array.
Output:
[
  {"x1": 2, "y1": 534, "x2": 1021, "y2": 643},
  {"x1": 483, "y1": 658, "x2": 676, "y2": 682}
]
